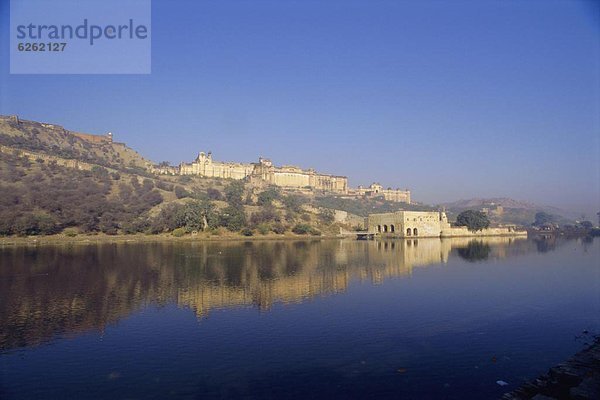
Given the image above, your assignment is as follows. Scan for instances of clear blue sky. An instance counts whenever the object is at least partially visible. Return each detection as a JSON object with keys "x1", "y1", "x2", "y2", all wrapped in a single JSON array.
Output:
[{"x1": 1, "y1": 0, "x2": 598, "y2": 215}]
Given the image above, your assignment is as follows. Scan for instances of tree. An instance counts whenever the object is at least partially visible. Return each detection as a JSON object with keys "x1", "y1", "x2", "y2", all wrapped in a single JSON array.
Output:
[
  {"x1": 283, "y1": 195, "x2": 303, "y2": 213},
  {"x1": 250, "y1": 204, "x2": 280, "y2": 226},
  {"x1": 219, "y1": 205, "x2": 246, "y2": 231},
  {"x1": 533, "y1": 211, "x2": 555, "y2": 227},
  {"x1": 579, "y1": 221, "x2": 593, "y2": 230},
  {"x1": 455, "y1": 210, "x2": 490, "y2": 232},
  {"x1": 176, "y1": 199, "x2": 217, "y2": 232},
  {"x1": 149, "y1": 203, "x2": 185, "y2": 233},
  {"x1": 457, "y1": 240, "x2": 491, "y2": 262},
  {"x1": 224, "y1": 181, "x2": 245, "y2": 207},
  {"x1": 90, "y1": 165, "x2": 110, "y2": 180},
  {"x1": 319, "y1": 209, "x2": 335, "y2": 224},
  {"x1": 99, "y1": 213, "x2": 119, "y2": 235},
  {"x1": 257, "y1": 187, "x2": 280, "y2": 206}
]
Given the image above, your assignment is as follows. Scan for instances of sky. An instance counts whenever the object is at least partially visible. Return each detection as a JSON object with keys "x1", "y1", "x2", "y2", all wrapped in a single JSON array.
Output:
[{"x1": 0, "y1": 0, "x2": 598, "y2": 216}]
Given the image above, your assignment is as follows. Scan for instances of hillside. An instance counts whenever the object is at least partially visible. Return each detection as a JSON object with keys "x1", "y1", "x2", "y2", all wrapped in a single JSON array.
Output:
[
  {"x1": 0, "y1": 148, "x2": 352, "y2": 237},
  {"x1": 439, "y1": 197, "x2": 574, "y2": 226},
  {"x1": 0, "y1": 115, "x2": 152, "y2": 175}
]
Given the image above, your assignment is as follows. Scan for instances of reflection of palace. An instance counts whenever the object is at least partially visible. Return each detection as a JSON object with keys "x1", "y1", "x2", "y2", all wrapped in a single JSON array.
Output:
[{"x1": 0, "y1": 237, "x2": 530, "y2": 351}]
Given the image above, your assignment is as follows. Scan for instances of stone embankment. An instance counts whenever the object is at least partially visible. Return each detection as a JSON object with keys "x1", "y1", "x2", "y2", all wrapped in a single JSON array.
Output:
[{"x1": 501, "y1": 337, "x2": 600, "y2": 400}]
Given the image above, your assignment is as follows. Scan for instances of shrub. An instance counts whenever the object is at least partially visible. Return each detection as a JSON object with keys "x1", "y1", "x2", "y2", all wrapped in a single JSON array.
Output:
[
  {"x1": 319, "y1": 209, "x2": 335, "y2": 224},
  {"x1": 172, "y1": 227, "x2": 186, "y2": 237},
  {"x1": 250, "y1": 205, "x2": 280, "y2": 225},
  {"x1": 14, "y1": 212, "x2": 59, "y2": 236},
  {"x1": 63, "y1": 228, "x2": 78, "y2": 237},
  {"x1": 272, "y1": 222, "x2": 286, "y2": 234},
  {"x1": 256, "y1": 223, "x2": 270, "y2": 235},
  {"x1": 174, "y1": 186, "x2": 190, "y2": 199},
  {"x1": 99, "y1": 213, "x2": 118, "y2": 235},
  {"x1": 156, "y1": 181, "x2": 173, "y2": 191},
  {"x1": 141, "y1": 190, "x2": 164, "y2": 207},
  {"x1": 257, "y1": 187, "x2": 280, "y2": 206},
  {"x1": 241, "y1": 227, "x2": 254, "y2": 236},
  {"x1": 283, "y1": 195, "x2": 303, "y2": 213},
  {"x1": 207, "y1": 188, "x2": 223, "y2": 200},
  {"x1": 91, "y1": 166, "x2": 110, "y2": 180},
  {"x1": 292, "y1": 224, "x2": 312, "y2": 235}
]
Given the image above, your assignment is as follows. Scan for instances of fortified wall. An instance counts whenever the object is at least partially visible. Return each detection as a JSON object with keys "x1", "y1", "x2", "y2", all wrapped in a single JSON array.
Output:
[
  {"x1": 71, "y1": 131, "x2": 113, "y2": 144},
  {"x1": 367, "y1": 211, "x2": 527, "y2": 238}
]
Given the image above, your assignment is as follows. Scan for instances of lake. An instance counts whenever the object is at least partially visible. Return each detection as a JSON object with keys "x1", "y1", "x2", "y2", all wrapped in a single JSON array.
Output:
[{"x1": 0, "y1": 237, "x2": 598, "y2": 399}]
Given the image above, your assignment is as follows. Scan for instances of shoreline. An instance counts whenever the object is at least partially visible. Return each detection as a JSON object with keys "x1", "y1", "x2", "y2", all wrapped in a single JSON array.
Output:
[
  {"x1": 0, "y1": 232, "x2": 345, "y2": 246},
  {"x1": 0, "y1": 231, "x2": 534, "y2": 247},
  {"x1": 501, "y1": 336, "x2": 600, "y2": 400}
]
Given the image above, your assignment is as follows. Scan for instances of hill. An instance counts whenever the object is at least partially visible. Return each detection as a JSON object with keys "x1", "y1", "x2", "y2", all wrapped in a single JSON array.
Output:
[
  {"x1": 0, "y1": 115, "x2": 152, "y2": 175},
  {"x1": 439, "y1": 197, "x2": 574, "y2": 226}
]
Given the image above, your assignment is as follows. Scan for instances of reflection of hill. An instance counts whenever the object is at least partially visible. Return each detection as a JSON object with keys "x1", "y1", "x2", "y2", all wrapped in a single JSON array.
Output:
[{"x1": 0, "y1": 237, "x2": 532, "y2": 351}]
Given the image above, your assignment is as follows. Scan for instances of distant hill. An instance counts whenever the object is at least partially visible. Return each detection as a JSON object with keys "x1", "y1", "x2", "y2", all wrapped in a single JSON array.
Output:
[
  {"x1": 439, "y1": 197, "x2": 574, "y2": 226},
  {"x1": 0, "y1": 115, "x2": 152, "y2": 175}
]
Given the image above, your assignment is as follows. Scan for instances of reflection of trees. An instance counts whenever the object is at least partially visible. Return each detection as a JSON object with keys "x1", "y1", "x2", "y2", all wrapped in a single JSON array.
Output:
[
  {"x1": 534, "y1": 236, "x2": 557, "y2": 253},
  {"x1": 1, "y1": 237, "x2": 533, "y2": 352},
  {"x1": 456, "y1": 240, "x2": 491, "y2": 262}
]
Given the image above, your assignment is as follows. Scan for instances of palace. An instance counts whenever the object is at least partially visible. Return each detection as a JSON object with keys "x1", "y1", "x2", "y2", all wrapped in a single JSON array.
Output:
[
  {"x1": 174, "y1": 151, "x2": 349, "y2": 193},
  {"x1": 354, "y1": 183, "x2": 411, "y2": 204}
]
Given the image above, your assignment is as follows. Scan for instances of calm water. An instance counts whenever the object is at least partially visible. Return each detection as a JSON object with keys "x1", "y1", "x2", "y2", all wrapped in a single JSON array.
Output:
[{"x1": 0, "y1": 237, "x2": 598, "y2": 399}]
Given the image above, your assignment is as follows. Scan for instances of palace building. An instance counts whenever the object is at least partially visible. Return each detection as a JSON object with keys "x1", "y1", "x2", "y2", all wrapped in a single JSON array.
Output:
[{"x1": 175, "y1": 151, "x2": 349, "y2": 193}]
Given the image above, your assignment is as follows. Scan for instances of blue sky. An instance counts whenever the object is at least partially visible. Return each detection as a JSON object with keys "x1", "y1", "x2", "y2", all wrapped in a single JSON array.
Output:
[{"x1": 0, "y1": 0, "x2": 598, "y2": 215}]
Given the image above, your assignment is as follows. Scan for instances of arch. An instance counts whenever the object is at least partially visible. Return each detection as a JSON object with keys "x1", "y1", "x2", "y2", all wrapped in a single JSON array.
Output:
[
  {"x1": 377, "y1": 225, "x2": 382, "y2": 233},
  {"x1": 406, "y1": 228, "x2": 412, "y2": 236},
  {"x1": 383, "y1": 225, "x2": 388, "y2": 232},
  {"x1": 413, "y1": 228, "x2": 418, "y2": 236},
  {"x1": 390, "y1": 224, "x2": 395, "y2": 233}
]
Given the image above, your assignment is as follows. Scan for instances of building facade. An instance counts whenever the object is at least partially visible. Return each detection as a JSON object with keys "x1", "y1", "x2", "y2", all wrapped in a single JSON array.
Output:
[
  {"x1": 367, "y1": 211, "x2": 527, "y2": 238},
  {"x1": 179, "y1": 152, "x2": 255, "y2": 180},
  {"x1": 355, "y1": 183, "x2": 411, "y2": 204},
  {"x1": 175, "y1": 151, "x2": 349, "y2": 193}
]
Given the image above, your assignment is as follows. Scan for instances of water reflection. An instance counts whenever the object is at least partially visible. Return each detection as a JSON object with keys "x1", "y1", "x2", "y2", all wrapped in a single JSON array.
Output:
[
  {"x1": 456, "y1": 240, "x2": 492, "y2": 262},
  {"x1": 0, "y1": 236, "x2": 545, "y2": 351}
]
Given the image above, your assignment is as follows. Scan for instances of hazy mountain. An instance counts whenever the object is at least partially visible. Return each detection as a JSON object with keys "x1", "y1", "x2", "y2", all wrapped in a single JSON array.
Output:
[{"x1": 439, "y1": 197, "x2": 576, "y2": 225}]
